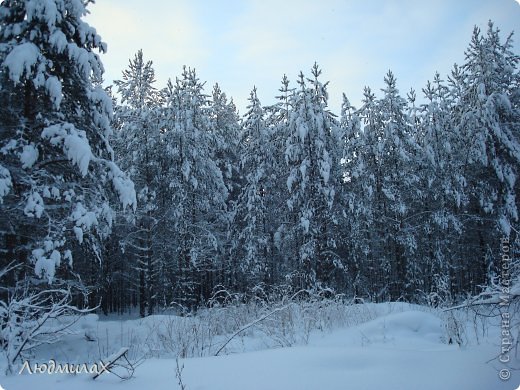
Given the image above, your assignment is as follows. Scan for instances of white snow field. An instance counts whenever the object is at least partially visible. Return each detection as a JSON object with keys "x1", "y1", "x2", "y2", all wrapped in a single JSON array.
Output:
[{"x1": 1, "y1": 303, "x2": 518, "y2": 390}]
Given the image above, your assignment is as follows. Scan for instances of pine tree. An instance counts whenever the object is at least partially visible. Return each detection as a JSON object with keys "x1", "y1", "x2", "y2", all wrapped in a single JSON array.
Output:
[
  {"x1": 346, "y1": 86, "x2": 391, "y2": 300},
  {"x1": 113, "y1": 50, "x2": 160, "y2": 316},
  {"x1": 268, "y1": 74, "x2": 295, "y2": 279},
  {"x1": 284, "y1": 65, "x2": 343, "y2": 289},
  {"x1": 350, "y1": 73, "x2": 420, "y2": 301},
  {"x1": 415, "y1": 73, "x2": 465, "y2": 304},
  {"x1": 209, "y1": 83, "x2": 241, "y2": 197},
  {"x1": 236, "y1": 87, "x2": 272, "y2": 286},
  {"x1": 339, "y1": 93, "x2": 371, "y2": 297},
  {"x1": 377, "y1": 71, "x2": 421, "y2": 300},
  {"x1": 161, "y1": 67, "x2": 228, "y2": 309},
  {"x1": 208, "y1": 84, "x2": 242, "y2": 289},
  {"x1": 450, "y1": 22, "x2": 520, "y2": 293},
  {"x1": 0, "y1": 0, "x2": 135, "y2": 290}
]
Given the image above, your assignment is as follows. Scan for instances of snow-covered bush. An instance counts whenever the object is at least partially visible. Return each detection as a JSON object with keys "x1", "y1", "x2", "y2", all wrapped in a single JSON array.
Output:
[
  {"x1": 120, "y1": 291, "x2": 380, "y2": 359},
  {"x1": 0, "y1": 281, "x2": 90, "y2": 374}
]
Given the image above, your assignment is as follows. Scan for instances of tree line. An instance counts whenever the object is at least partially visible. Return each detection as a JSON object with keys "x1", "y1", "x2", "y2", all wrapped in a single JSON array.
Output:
[
  {"x1": 0, "y1": 0, "x2": 518, "y2": 320},
  {"x1": 102, "y1": 22, "x2": 519, "y2": 315}
]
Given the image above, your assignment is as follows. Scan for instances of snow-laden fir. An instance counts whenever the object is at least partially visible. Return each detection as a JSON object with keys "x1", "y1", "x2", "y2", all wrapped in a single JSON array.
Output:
[{"x1": 0, "y1": 0, "x2": 519, "y2": 389}]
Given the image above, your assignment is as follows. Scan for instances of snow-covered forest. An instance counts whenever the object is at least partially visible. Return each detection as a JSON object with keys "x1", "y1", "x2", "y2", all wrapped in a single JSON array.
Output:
[{"x1": 0, "y1": 1, "x2": 519, "y2": 389}]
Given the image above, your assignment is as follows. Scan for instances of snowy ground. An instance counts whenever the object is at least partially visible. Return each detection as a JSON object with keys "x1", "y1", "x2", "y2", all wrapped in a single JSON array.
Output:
[{"x1": 1, "y1": 303, "x2": 518, "y2": 390}]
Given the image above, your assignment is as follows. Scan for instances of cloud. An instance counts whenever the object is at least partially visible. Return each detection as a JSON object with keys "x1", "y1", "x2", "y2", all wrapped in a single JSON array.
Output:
[
  {"x1": 86, "y1": 0, "x2": 209, "y2": 86},
  {"x1": 86, "y1": 0, "x2": 520, "y2": 114},
  {"x1": 223, "y1": 0, "x2": 459, "y2": 111}
]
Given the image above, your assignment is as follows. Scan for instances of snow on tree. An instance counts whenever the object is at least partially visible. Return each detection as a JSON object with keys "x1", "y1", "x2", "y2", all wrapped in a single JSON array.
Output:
[
  {"x1": 251, "y1": 74, "x2": 297, "y2": 288},
  {"x1": 0, "y1": 8, "x2": 509, "y2": 316},
  {"x1": 0, "y1": 0, "x2": 135, "y2": 372},
  {"x1": 161, "y1": 67, "x2": 228, "y2": 309},
  {"x1": 283, "y1": 64, "x2": 344, "y2": 289},
  {"x1": 235, "y1": 87, "x2": 273, "y2": 285},
  {"x1": 338, "y1": 93, "x2": 372, "y2": 297},
  {"x1": 343, "y1": 86, "x2": 392, "y2": 300},
  {"x1": 346, "y1": 72, "x2": 421, "y2": 301},
  {"x1": 448, "y1": 22, "x2": 520, "y2": 293},
  {"x1": 0, "y1": 0, "x2": 135, "y2": 285},
  {"x1": 113, "y1": 49, "x2": 160, "y2": 316},
  {"x1": 413, "y1": 73, "x2": 466, "y2": 304},
  {"x1": 209, "y1": 83, "x2": 241, "y2": 197},
  {"x1": 376, "y1": 70, "x2": 422, "y2": 300},
  {"x1": 208, "y1": 84, "x2": 242, "y2": 287}
]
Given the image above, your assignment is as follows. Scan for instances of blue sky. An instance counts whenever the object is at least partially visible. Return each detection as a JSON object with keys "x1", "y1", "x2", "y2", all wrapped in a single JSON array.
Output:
[{"x1": 87, "y1": 0, "x2": 520, "y2": 114}]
